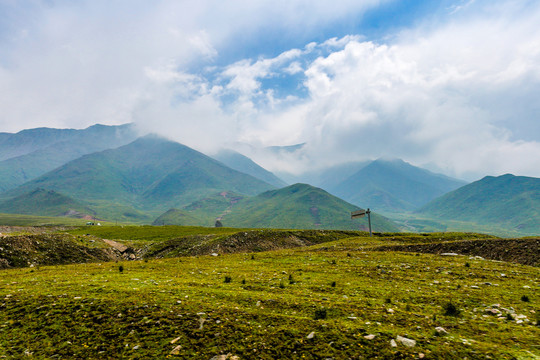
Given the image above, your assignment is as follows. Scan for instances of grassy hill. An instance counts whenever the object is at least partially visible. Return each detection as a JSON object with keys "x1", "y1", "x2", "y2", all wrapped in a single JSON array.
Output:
[
  {"x1": 207, "y1": 183, "x2": 401, "y2": 232},
  {"x1": 329, "y1": 159, "x2": 467, "y2": 213},
  {"x1": 213, "y1": 149, "x2": 287, "y2": 188},
  {"x1": 0, "y1": 227, "x2": 538, "y2": 359},
  {"x1": 0, "y1": 188, "x2": 94, "y2": 218},
  {"x1": 2, "y1": 136, "x2": 275, "y2": 221},
  {"x1": 0, "y1": 124, "x2": 137, "y2": 192},
  {"x1": 418, "y1": 174, "x2": 540, "y2": 235}
]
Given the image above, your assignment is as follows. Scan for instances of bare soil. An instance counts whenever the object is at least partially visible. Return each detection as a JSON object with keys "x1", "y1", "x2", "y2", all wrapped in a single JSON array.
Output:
[{"x1": 371, "y1": 238, "x2": 539, "y2": 266}]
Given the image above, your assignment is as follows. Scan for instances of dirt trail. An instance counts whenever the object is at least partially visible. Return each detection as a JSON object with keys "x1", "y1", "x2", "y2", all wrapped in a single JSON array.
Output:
[{"x1": 102, "y1": 239, "x2": 128, "y2": 252}]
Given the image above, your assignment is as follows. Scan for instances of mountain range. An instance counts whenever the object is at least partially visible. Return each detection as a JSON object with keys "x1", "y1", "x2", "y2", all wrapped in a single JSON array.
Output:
[
  {"x1": 154, "y1": 183, "x2": 400, "y2": 232},
  {"x1": 0, "y1": 124, "x2": 137, "y2": 192},
  {"x1": 327, "y1": 159, "x2": 467, "y2": 213},
  {"x1": 0, "y1": 123, "x2": 538, "y2": 236},
  {"x1": 1, "y1": 135, "x2": 275, "y2": 222},
  {"x1": 418, "y1": 174, "x2": 540, "y2": 235}
]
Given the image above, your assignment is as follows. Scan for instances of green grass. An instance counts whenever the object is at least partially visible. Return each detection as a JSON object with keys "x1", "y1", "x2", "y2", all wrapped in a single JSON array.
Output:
[
  {"x1": 0, "y1": 230, "x2": 538, "y2": 359},
  {"x1": 66, "y1": 225, "x2": 253, "y2": 241},
  {"x1": 0, "y1": 213, "x2": 101, "y2": 227}
]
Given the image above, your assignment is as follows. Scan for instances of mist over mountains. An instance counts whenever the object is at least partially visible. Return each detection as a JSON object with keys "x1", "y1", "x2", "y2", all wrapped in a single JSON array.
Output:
[{"x1": 0, "y1": 124, "x2": 538, "y2": 236}]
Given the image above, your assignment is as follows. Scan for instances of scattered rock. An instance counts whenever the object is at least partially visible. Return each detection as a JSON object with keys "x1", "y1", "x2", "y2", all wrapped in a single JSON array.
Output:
[
  {"x1": 387, "y1": 308, "x2": 395, "y2": 314},
  {"x1": 396, "y1": 335, "x2": 416, "y2": 347},
  {"x1": 485, "y1": 308, "x2": 501, "y2": 316},
  {"x1": 441, "y1": 253, "x2": 459, "y2": 256},
  {"x1": 307, "y1": 332, "x2": 315, "y2": 339},
  {"x1": 435, "y1": 326, "x2": 448, "y2": 335},
  {"x1": 133, "y1": 345, "x2": 140, "y2": 350},
  {"x1": 170, "y1": 337, "x2": 181, "y2": 344},
  {"x1": 209, "y1": 355, "x2": 238, "y2": 360},
  {"x1": 364, "y1": 334, "x2": 376, "y2": 340},
  {"x1": 390, "y1": 339, "x2": 397, "y2": 347},
  {"x1": 170, "y1": 345, "x2": 182, "y2": 355},
  {"x1": 211, "y1": 253, "x2": 219, "y2": 257}
]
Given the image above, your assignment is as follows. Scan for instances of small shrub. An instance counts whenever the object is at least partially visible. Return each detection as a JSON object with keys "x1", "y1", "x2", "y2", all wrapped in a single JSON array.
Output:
[
  {"x1": 330, "y1": 281, "x2": 336, "y2": 288},
  {"x1": 224, "y1": 276, "x2": 232, "y2": 283},
  {"x1": 506, "y1": 313, "x2": 514, "y2": 321},
  {"x1": 331, "y1": 260, "x2": 337, "y2": 265},
  {"x1": 405, "y1": 304, "x2": 411, "y2": 311},
  {"x1": 251, "y1": 255, "x2": 255, "y2": 260},
  {"x1": 465, "y1": 262, "x2": 470, "y2": 268},
  {"x1": 347, "y1": 253, "x2": 351, "y2": 257},
  {"x1": 443, "y1": 302, "x2": 460, "y2": 316},
  {"x1": 314, "y1": 308, "x2": 327, "y2": 320},
  {"x1": 241, "y1": 279, "x2": 246, "y2": 285},
  {"x1": 288, "y1": 274, "x2": 295, "y2": 284},
  {"x1": 119, "y1": 265, "x2": 124, "y2": 273},
  {"x1": 521, "y1": 295, "x2": 530, "y2": 302}
]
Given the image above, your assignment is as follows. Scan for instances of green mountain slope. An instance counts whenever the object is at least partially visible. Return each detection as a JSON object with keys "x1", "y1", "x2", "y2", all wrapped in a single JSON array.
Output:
[
  {"x1": 151, "y1": 209, "x2": 203, "y2": 226},
  {"x1": 154, "y1": 192, "x2": 245, "y2": 226},
  {"x1": 161, "y1": 183, "x2": 401, "y2": 231},
  {"x1": 0, "y1": 124, "x2": 137, "y2": 192},
  {"x1": 0, "y1": 188, "x2": 93, "y2": 218},
  {"x1": 330, "y1": 159, "x2": 467, "y2": 213},
  {"x1": 3, "y1": 136, "x2": 275, "y2": 220},
  {"x1": 212, "y1": 149, "x2": 287, "y2": 188},
  {"x1": 418, "y1": 174, "x2": 540, "y2": 235}
]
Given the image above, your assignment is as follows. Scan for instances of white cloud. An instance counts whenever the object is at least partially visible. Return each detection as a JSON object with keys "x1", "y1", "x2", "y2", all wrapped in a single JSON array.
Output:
[{"x1": 1, "y1": 0, "x2": 540, "y2": 179}]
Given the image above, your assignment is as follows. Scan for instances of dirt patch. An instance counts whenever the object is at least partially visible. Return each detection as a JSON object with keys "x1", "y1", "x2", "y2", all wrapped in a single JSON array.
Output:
[
  {"x1": 142, "y1": 229, "x2": 358, "y2": 258},
  {"x1": 0, "y1": 234, "x2": 120, "y2": 269},
  {"x1": 370, "y1": 238, "x2": 539, "y2": 266}
]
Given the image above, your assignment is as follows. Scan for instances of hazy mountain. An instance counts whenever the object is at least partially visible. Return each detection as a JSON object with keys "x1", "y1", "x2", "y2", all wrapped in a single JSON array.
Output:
[
  {"x1": 157, "y1": 183, "x2": 401, "y2": 232},
  {"x1": 329, "y1": 159, "x2": 467, "y2": 213},
  {"x1": 0, "y1": 124, "x2": 138, "y2": 192},
  {"x1": 418, "y1": 174, "x2": 540, "y2": 235},
  {"x1": 278, "y1": 161, "x2": 370, "y2": 189},
  {"x1": 3, "y1": 135, "x2": 275, "y2": 220},
  {"x1": 0, "y1": 188, "x2": 93, "y2": 218},
  {"x1": 212, "y1": 149, "x2": 287, "y2": 188},
  {"x1": 152, "y1": 208, "x2": 203, "y2": 226}
]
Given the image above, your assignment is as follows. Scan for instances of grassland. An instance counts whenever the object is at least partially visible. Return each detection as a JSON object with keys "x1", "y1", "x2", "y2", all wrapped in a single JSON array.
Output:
[{"x1": 0, "y1": 227, "x2": 538, "y2": 359}]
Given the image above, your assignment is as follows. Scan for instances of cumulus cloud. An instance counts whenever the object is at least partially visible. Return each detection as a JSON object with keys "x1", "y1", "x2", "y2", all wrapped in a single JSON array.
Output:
[{"x1": 1, "y1": 0, "x2": 540, "y2": 180}]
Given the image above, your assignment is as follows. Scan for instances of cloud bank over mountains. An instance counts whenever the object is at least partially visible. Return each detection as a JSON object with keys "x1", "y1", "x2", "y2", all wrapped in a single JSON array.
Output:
[{"x1": 1, "y1": 0, "x2": 539, "y2": 180}]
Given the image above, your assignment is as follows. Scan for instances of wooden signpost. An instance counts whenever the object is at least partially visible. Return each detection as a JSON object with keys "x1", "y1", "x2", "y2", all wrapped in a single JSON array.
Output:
[{"x1": 351, "y1": 208, "x2": 372, "y2": 236}]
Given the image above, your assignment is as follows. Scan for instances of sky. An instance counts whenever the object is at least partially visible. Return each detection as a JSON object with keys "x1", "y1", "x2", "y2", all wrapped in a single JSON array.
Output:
[{"x1": 1, "y1": 0, "x2": 540, "y2": 180}]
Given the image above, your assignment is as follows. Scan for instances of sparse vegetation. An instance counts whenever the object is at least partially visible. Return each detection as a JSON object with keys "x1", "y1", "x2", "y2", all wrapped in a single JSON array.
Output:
[
  {"x1": 0, "y1": 227, "x2": 538, "y2": 359},
  {"x1": 443, "y1": 302, "x2": 460, "y2": 316}
]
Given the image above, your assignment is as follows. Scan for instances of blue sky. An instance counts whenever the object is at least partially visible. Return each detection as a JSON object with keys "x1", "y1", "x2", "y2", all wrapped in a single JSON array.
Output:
[{"x1": 0, "y1": 0, "x2": 539, "y2": 180}]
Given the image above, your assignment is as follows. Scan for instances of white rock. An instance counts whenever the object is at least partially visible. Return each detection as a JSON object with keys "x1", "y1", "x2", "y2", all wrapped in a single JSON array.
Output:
[
  {"x1": 390, "y1": 339, "x2": 397, "y2": 347},
  {"x1": 396, "y1": 335, "x2": 416, "y2": 347},
  {"x1": 441, "y1": 253, "x2": 459, "y2": 256},
  {"x1": 364, "y1": 334, "x2": 376, "y2": 340},
  {"x1": 435, "y1": 326, "x2": 448, "y2": 334},
  {"x1": 170, "y1": 345, "x2": 182, "y2": 355},
  {"x1": 307, "y1": 332, "x2": 315, "y2": 339},
  {"x1": 211, "y1": 253, "x2": 219, "y2": 257}
]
